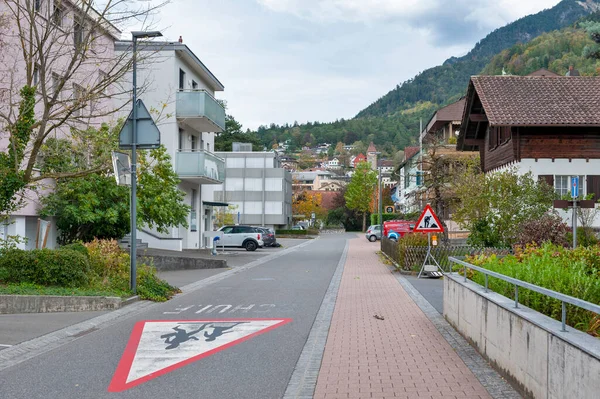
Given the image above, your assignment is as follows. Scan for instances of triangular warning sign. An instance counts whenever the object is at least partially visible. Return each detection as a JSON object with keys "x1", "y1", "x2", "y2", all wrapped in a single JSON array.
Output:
[
  {"x1": 414, "y1": 204, "x2": 444, "y2": 233},
  {"x1": 108, "y1": 318, "x2": 292, "y2": 392}
]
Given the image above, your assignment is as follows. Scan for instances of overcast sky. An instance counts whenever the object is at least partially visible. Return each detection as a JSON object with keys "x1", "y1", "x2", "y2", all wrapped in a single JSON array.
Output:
[{"x1": 150, "y1": 0, "x2": 562, "y2": 130}]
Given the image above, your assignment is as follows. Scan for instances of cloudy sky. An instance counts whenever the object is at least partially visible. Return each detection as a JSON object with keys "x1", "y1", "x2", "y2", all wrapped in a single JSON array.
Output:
[{"x1": 150, "y1": 0, "x2": 562, "y2": 130}]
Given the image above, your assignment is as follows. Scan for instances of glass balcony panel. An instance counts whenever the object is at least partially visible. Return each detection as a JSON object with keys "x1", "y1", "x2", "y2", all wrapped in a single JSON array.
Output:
[
  {"x1": 176, "y1": 90, "x2": 226, "y2": 132},
  {"x1": 175, "y1": 150, "x2": 225, "y2": 184}
]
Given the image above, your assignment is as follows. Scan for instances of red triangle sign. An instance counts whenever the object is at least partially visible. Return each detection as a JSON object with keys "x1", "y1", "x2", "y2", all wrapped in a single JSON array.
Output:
[
  {"x1": 108, "y1": 318, "x2": 292, "y2": 392},
  {"x1": 413, "y1": 204, "x2": 444, "y2": 233}
]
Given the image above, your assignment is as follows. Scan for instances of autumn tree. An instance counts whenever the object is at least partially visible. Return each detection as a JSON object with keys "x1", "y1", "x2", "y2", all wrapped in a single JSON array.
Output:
[
  {"x1": 345, "y1": 162, "x2": 377, "y2": 231},
  {"x1": 293, "y1": 191, "x2": 323, "y2": 222},
  {"x1": 0, "y1": 0, "x2": 166, "y2": 215}
]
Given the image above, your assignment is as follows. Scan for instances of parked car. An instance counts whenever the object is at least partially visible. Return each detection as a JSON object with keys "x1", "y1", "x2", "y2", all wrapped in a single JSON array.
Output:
[
  {"x1": 291, "y1": 225, "x2": 305, "y2": 230},
  {"x1": 255, "y1": 227, "x2": 276, "y2": 247},
  {"x1": 217, "y1": 225, "x2": 264, "y2": 251},
  {"x1": 383, "y1": 220, "x2": 415, "y2": 241},
  {"x1": 365, "y1": 225, "x2": 382, "y2": 242}
]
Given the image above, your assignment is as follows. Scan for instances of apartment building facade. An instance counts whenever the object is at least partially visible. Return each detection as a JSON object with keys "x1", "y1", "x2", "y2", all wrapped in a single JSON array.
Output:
[
  {"x1": 213, "y1": 150, "x2": 293, "y2": 230},
  {"x1": 115, "y1": 40, "x2": 226, "y2": 250}
]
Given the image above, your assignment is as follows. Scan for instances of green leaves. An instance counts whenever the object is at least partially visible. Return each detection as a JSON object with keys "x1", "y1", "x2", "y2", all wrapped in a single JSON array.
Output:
[{"x1": 345, "y1": 162, "x2": 378, "y2": 231}]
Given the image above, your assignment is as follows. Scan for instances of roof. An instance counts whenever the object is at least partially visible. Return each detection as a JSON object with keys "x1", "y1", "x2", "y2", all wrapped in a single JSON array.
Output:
[
  {"x1": 404, "y1": 147, "x2": 420, "y2": 161},
  {"x1": 470, "y1": 75, "x2": 600, "y2": 126},
  {"x1": 527, "y1": 68, "x2": 559, "y2": 77},
  {"x1": 292, "y1": 171, "x2": 332, "y2": 181},
  {"x1": 367, "y1": 142, "x2": 377, "y2": 153},
  {"x1": 114, "y1": 41, "x2": 224, "y2": 91},
  {"x1": 378, "y1": 160, "x2": 395, "y2": 167},
  {"x1": 423, "y1": 98, "x2": 466, "y2": 138}
]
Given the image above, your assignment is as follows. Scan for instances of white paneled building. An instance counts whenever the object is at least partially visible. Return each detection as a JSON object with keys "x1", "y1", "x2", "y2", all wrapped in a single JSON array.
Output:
[{"x1": 115, "y1": 40, "x2": 226, "y2": 250}]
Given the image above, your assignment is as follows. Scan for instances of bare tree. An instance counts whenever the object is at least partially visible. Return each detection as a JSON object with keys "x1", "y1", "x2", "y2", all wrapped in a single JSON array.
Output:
[{"x1": 0, "y1": 0, "x2": 166, "y2": 211}]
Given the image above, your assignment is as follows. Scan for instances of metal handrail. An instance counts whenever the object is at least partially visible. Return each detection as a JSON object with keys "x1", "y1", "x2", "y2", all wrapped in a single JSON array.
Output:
[{"x1": 448, "y1": 256, "x2": 600, "y2": 333}]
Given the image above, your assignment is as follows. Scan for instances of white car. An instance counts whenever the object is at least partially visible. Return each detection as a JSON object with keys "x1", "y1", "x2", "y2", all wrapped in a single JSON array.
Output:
[{"x1": 217, "y1": 225, "x2": 264, "y2": 251}]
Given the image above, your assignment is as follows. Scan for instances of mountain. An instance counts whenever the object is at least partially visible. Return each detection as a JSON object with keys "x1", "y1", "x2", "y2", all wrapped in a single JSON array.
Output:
[
  {"x1": 254, "y1": 0, "x2": 600, "y2": 156},
  {"x1": 357, "y1": 0, "x2": 599, "y2": 118}
]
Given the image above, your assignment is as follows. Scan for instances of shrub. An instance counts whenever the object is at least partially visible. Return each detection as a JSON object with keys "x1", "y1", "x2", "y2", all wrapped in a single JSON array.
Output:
[
  {"x1": 396, "y1": 233, "x2": 429, "y2": 271},
  {"x1": 0, "y1": 248, "x2": 89, "y2": 287},
  {"x1": 60, "y1": 242, "x2": 89, "y2": 258},
  {"x1": 514, "y1": 212, "x2": 569, "y2": 248},
  {"x1": 467, "y1": 218, "x2": 504, "y2": 248},
  {"x1": 84, "y1": 239, "x2": 179, "y2": 301},
  {"x1": 566, "y1": 227, "x2": 600, "y2": 247},
  {"x1": 469, "y1": 243, "x2": 600, "y2": 336}
]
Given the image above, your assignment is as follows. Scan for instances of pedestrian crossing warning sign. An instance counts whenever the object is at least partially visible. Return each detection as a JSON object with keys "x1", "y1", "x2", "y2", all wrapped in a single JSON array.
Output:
[
  {"x1": 108, "y1": 318, "x2": 292, "y2": 392},
  {"x1": 414, "y1": 204, "x2": 444, "y2": 233}
]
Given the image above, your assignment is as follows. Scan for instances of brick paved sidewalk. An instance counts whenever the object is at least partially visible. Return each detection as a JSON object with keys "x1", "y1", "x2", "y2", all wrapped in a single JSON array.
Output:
[{"x1": 314, "y1": 238, "x2": 492, "y2": 399}]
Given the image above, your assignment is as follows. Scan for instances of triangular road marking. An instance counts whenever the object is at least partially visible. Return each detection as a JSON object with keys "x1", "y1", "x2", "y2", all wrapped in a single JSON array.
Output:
[
  {"x1": 414, "y1": 204, "x2": 444, "y2": 233},
  {"x1": 108, "y1": 318, "x2": 292, "y2": 392}
]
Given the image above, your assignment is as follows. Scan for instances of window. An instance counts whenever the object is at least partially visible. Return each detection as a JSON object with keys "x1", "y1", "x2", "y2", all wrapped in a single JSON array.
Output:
[
  {"x1": 225, "y1": 178, "x2": 243, "y2": 191},
  {"x1": 73, "y1": 84, "x2": 85, "y2": 116},
  {"x1": 191, "y1": 189, "x2": 197, "y2": 210},
  {"x1": 33, "y1": 65, "x2": 39, "y2": 86},
  {"x1": 226, "y1": 158, "x2": 244, "y2": 168},
  {"x1": 244, "y1": 178, "x2": 263, "y2": 191},
  {"x1": 34, "y1": 0, "x2": 41, "y2": 12},
  {"x1": 221, "y1": 226, "x2": 234, "y2": 234},
  {"x1": 191, "y1": 135, "x2": 197, "y2": 151},
  {"x1": 179, "y1": 69, "x2": 186, "y2": 90},
  {"x1": 265, "y1": 178, "x2": 282, "y2": 191},
  {"x1": 73, "y1": 17, "x2": 83, "y2": 49},
  {"x1": 499, "y1": 126, "x2": 511, "y2": 144},
  {"x1": 52, "y1": 72, "x2": 62, "y2": 99},
  {"x1": 488, "y1": 127, "x2": 497, "y2": 149},
  {"x1": 52, "y1": 4, "x2": 64, "y2": 27},
  {"x1": 246, "y1": 158, "x2": 265, "y2": 168},
  {"x1": 192, "y1": 80, "x2": 198, "y2": 90},
  {"x1": 265, "y1": 201, "x2": 282, "y2": 214},
  {"x1": 178, "y1": 129, "x2": 184, "y2": 150},
  {"x1": 244, "y1": 201, "x2": 262, "y2": 214},
  {"x1": 555, "y1": 175, "x2": 585, "y2": 198}
]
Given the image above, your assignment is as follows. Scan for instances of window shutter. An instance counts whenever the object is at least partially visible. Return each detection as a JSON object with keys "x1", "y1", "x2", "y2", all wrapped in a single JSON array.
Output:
[
  {"x1": 587, "y1": 175, "x2": 600, "y2": 201},
  {"x1": 538, "y1": 175, "x2": 554, "y2": 188}
]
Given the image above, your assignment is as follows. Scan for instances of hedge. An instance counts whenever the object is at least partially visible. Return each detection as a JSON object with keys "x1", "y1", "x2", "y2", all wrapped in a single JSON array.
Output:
[
  {"x1": 276, "y1": 229, "x2": 308, "y2": 235},
  {"x1": 0, "y1": 248, "x2": 90, "y2": 287}
]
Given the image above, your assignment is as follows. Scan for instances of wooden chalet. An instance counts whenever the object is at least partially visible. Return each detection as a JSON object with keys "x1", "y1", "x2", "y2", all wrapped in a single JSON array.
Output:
[{"x1": 457, "y1": 75, "x2": 600, "y2": 200}]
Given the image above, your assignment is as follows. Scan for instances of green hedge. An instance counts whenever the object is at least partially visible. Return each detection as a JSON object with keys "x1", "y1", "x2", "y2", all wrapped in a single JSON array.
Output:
[
  {"x1": 276, "y1": 229, "x2": 308, "y2": 235},
  {"x1": 0, "y1": 248, "x2": 90, "y2": 287}
]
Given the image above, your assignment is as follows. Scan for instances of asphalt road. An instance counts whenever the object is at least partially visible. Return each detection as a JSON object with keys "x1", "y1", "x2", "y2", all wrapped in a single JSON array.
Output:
[{"x1": 0, "y1": 234, "x2": 348, "y2": 399}]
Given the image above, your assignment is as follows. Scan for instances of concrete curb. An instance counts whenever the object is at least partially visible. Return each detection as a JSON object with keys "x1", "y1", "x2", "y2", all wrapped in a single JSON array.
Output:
[
  {"x1": 0, "y1": 294, "x2": 135, "y2": 314},
  {"x1": 283, "y1": 239, "x2": 349, "y2": 399}
]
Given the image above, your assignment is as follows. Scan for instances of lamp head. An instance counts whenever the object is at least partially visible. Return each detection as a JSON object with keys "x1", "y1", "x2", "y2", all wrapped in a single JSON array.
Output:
[{"x1": 132, "y1": 31, "x2": 163, "y2": 39}]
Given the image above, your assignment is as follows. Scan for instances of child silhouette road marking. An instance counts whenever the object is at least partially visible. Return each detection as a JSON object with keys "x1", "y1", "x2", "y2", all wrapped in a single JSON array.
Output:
[{"x1": 160, "y1": 322, "x2": 248, "y2": 349}]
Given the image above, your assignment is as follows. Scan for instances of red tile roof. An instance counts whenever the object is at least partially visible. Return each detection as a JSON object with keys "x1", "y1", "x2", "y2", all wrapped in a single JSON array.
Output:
[
  {"x1": 404, "y1": 146, "x2": 420, "y2": 161},
  {"x1": 471, "y1": 76, "x2": 600, "y2": 126}
]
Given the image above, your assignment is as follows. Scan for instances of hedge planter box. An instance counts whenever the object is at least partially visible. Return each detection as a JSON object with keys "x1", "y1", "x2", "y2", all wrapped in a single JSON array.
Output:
[
  {"x1": 0, "y1": 294, "x2": 138, "y2": 314},
  {"x1": 444, "y1": 274, "x2": 600, "y2": 399}
]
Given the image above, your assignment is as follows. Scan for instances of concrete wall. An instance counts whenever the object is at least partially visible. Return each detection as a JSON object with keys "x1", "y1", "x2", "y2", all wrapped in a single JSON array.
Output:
[{"x1": 444, "y1": 274, "x2": 600, "y2": 398}]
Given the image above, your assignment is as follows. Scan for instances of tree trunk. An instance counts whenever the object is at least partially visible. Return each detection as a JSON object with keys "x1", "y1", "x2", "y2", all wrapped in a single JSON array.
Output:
[{"x1": 362, "y1": 212, "x2": 367, "y2": 232}]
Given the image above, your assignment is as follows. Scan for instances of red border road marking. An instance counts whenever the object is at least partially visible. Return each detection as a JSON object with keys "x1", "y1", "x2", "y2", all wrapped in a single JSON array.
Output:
[{"x1": 108, "y1": 318, "x2": 292, "y2": 392}]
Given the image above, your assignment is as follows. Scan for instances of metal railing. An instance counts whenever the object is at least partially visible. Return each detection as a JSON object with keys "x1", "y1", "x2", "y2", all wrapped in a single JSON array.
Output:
[{"x1": 449, "y1": 256, "x2": 600, "y2": 333}]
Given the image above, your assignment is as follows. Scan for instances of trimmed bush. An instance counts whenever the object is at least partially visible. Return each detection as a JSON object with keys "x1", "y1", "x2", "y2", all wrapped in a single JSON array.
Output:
[
  {"x1": 60, "y1": 242, "x2": 89, "y2": 258},
  {"x1": 276, "y1": 229, "x2": 308, "y2": 235},
  {"x1": 514, "y1": 212, "x2": 569, "y2": 248},
  {"x1": 0, "y1": 248, "x2": 89, "y2": 287}
]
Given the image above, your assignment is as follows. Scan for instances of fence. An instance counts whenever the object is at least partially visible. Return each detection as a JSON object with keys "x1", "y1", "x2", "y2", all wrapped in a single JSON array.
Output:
[
  {"x1": 448, "y1": 256, "x2": 600, "y2": 332},
  {"x1": 381, "y1": 237, "x2": 511, "y2": 272}
]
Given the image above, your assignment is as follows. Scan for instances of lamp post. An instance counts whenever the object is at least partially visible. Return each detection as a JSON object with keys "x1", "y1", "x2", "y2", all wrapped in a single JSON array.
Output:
[
  {"x1": 378, "y1": 165, "x2": 382, "y2": 248},
  {"x1": 130, "y1": 31, "x2": 162, "y2": 294}
]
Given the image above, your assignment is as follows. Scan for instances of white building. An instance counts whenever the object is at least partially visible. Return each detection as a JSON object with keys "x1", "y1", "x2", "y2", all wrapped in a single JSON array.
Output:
[{"x1": 115, "y1": 40, "x2": 226, "y2": 250}]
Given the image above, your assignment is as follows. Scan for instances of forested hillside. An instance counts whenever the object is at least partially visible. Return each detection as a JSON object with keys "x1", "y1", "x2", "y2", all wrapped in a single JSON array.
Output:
[{"x1": 254, "y1": 0, "x2": 600, "y2": 155}]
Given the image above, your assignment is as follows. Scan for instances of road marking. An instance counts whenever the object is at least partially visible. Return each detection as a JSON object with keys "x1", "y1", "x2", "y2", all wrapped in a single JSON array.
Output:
[
  {"x1": 0, "y1": 344, "x2": 12, "y2": 348},
  {"x1": 108, "y1": 318, "x2": 292, "y2": 392},
  {"x1": 163, "y1": 303, "x2": 276, "y2": 315}
]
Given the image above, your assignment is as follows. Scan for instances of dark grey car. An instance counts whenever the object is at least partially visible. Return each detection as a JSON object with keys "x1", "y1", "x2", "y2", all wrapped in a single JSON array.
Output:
[{"x1": 255, "y1": 227, "x2": 277, "y2": 247}]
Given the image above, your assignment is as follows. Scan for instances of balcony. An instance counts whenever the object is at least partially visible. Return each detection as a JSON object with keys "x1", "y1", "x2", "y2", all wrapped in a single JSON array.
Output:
[
  {"x1": 175, "y1": 150, "x2": 225, "y2": 184},
  {"x1": 176, "y1": 90, "x2": 226, "y2": 133}
]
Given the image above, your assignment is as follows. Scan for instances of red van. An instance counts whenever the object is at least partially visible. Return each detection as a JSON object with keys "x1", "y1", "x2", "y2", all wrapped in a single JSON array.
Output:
[{"x1": 383, "y1": 220, "x2": 415, "y2": 241}]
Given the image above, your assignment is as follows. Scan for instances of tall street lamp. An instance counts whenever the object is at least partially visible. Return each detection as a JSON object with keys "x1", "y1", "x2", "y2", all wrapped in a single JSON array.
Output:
[{"x1": 129, "y1": 30, "x2": 162, "y2": 294}]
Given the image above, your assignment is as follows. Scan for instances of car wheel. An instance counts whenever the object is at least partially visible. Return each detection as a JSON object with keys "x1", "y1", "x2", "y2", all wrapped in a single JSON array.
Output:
[
  {"x1": 368, "y1": 235, "x2": 377, "y2": 242},
  {"x1": 245, "y1": 240, "x2": 257, "y2": 251}
]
